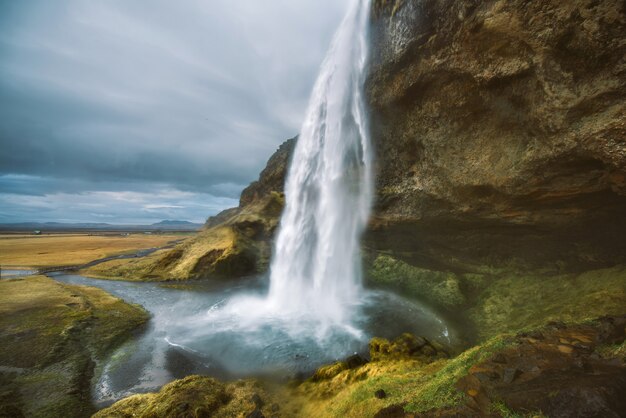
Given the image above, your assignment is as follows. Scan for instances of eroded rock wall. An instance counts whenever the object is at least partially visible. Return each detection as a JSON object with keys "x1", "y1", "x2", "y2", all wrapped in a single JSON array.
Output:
[{"x1": 366, "y1": 0, "x2": 626, "y2": 272}]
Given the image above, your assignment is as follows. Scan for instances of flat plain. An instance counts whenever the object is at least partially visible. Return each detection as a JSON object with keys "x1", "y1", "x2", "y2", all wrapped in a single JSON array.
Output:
[{"x1": 0, "y1": 233, "x2": 189, "y2": 267}]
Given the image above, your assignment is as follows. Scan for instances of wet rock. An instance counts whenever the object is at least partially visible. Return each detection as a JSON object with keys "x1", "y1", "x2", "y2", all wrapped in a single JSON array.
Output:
[
  {"x1": 456, "y1": 316, "x2": 626, "y2": 417},
  {"x1": 345, "y1": 353, "x2": 368, "y2": 369},
  {"x1": 467, "y1": 389, "x2": 479, "y2": 397},
  {"x1": 492, "y1": 353, "x2": 507, "y2": 364},
  {"x1": 374, "y1": 404, "x2": 407, "y2": 418},
  {"x1": 370, "y1": 333, "x2": 447, "y2": 361},
  {"x1": 501, "y1": 368, "x2": 521, "y2": 384},
  {"x1": 246, "y1": 408, "x2": 265, "y2": 418},
  {"x1": 250, "y1": 393, "x2": 264, "y2": 408}
]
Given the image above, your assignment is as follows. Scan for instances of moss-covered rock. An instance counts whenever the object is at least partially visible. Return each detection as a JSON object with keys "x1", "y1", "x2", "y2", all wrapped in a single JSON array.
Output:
[
  {"x1": 292, "y1": 317, "x2": 626, "y2": 418},
  {"x1": 368, "y1": 252, "x2": 626, "y2": 343},
  {"x1": 468, "y1": 265, "x2": 626, "y2": 340},
  {"x1": 367, "y1": 254, "x2": 466, "y2": 311},
  {"x1": 369, "y1": 333, "x2": 447, "y2": 362},
  {"x1": 93, "y1": 376, "x2": 278, "y2": 418},
  {"x1": 0, "y1": 275, "x2": 148, "y2": 417}
]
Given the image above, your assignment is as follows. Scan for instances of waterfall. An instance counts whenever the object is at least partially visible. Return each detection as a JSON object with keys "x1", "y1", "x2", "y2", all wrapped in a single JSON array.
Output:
[
  {"x1": 155, "y1": 0, "x2": 456, "y2": 377},
  {"x1": 267, "y1": 0, "x2": 373, "y2": 328}
]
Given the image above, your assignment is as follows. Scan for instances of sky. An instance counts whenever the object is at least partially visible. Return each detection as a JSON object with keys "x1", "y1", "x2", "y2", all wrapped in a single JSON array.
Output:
[{"x1": 0, "y1": 0, "x2": 348, "y2": 224}]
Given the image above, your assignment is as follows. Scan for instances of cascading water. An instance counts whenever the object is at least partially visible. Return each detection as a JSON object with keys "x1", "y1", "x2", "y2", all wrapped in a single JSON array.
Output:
[
  {"x1": 267, "y1": 0, "x2": 373, "y2": 329},
  {"x1": 84, "y1": 0, "x2": 454, "y2": 395}
]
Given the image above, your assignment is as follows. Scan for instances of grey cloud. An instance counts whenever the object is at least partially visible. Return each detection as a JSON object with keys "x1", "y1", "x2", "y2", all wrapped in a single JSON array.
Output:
[{"x1": 0, "y1": 0, "x2": 348, "y2": 222}]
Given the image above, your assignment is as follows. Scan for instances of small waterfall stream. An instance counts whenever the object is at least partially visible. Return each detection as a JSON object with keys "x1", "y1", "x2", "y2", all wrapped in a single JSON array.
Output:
[{"x1": 267, "y1": 0, "x2": 373, "y2": 330}]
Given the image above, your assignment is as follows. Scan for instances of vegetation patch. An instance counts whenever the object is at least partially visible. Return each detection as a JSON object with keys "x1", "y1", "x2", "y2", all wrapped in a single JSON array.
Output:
[
  {"x1": 367, "y1": 254, "x2": 466, "y2": 311},
  {"x1": 0, "y1": 275, "x2": 149, "y2": 417},
  {"x1": 93, "y1": 376, "x2": 280, "y2": 418},
  {"x1": 0, "y1": 233, "x2": 183, "y2": 268},
  {"x1": 469, "y1": 265, "x2": 626, "y2": 340}
]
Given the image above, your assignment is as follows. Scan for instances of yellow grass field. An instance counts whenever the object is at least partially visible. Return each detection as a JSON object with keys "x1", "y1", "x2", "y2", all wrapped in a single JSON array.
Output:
[{"x1": 0, "y1": 233, "x2": 190, "y2": 267}]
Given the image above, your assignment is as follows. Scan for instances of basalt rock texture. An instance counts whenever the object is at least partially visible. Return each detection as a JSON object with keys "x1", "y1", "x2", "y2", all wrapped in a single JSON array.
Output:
[{"x1": 366, "y1": 0, "x2": 626, "y2": 273}]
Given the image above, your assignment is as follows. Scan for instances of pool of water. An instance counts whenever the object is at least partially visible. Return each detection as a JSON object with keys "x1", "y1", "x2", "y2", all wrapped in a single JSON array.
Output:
[{"x1": 50, "y1": 272, "x2": 459, "y2": 407}]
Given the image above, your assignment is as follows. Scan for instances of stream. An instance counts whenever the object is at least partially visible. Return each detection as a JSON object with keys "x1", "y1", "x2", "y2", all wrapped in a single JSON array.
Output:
[{"x1": 49, "y1": 272, "x2": 459, "y2": 408}]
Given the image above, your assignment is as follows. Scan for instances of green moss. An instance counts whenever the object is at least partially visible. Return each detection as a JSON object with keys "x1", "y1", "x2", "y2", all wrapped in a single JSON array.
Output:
[
  {"x1": 596, "y1": 339, "x2": 626, "y2": 359},
  {"x1": 296, "y1": 335, "x2": 513, "y2": 417},
  {"x1": 367, "y1": 254, "x2": 466, "y2": 311},
  {"x1": 490, "y1": 401, "x2": 549, "y2": 418},
  {"x1": 94, "y1": 376, "x2": 277, "y2": 418},
  {"x1": 0, "y1": 276, "x2": 149, "y2": 417},
  {"x1": 403, "y1": 335, "x2": 512, "y2": 413},
  {"x1": 469, "y1": 266, "x2": 626, "y2": 340}
]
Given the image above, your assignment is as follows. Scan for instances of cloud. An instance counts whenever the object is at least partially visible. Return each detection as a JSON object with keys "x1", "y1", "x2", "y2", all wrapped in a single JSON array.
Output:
[{"x1": 0, "y1": 0, "x2": 348, "y2": 223}]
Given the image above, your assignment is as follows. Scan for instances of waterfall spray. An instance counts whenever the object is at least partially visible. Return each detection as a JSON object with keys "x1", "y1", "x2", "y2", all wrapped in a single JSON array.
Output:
[
  {"x1": 267, "y1": 0, "x2": 373, "y2": 328},
  {"x1": 130, "y1": 0, "x2": 454, "y2": 383}
]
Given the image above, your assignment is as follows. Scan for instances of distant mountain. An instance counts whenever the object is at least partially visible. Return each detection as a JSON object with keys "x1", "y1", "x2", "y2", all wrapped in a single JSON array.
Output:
[
  {"x1": 0, "y1": 220, "x2": 202, "y2": 232},
  {"x1": 151, "y1": 220, "x2": 199, "y2": 226}
]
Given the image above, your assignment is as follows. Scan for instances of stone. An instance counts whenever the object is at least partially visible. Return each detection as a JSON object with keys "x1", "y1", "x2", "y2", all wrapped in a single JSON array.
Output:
[
  {"x1": 345, "y1": 353, "x2": 368, "y2": 369},
  {"x1": 367, "y1": 0, "x2": 626, "y2": 273},
  {"x1": 502, "y1": 368, "x2": 522, "y2": 384},
  {"x1": 246, "y1": 408, "x2": 265, "y2": 418},
  {"x1": 375, "y1": 389, "x2": 387, "y2": 399},
  {"x1": 374, "y1": 404, "x2": 407, "y2": 418},
  {"x1": 250, "y1": 393, "x2": 264, "y2": 408}
]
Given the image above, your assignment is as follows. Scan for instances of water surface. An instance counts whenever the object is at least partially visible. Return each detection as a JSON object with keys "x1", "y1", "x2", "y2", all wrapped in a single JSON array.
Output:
[{"x1": 51, "y1": 273, "x2": 458, "y2": 407}]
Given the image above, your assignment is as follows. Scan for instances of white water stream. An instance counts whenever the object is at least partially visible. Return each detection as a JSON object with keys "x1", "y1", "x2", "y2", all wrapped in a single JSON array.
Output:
[
  {"x1": 267, "y1": 0, "x2": 373, "y2": 330},
  {"x1": 48, "y1": 0, "x2": 456, "y2": 405}
]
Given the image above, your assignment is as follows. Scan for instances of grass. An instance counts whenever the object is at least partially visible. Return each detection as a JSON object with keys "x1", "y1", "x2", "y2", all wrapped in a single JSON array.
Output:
[
  {"x1": 368, "y1": 254, "x2": 466, "y2": 311},
  {"x1": 94, "y1": 376, "x2": 281, "y2": 418},
  {"x1": 79, "y1": 249, "x2": 173, "y2": 281},
  {"x1": 469, "y1": 265, "x2": 626, "y2": 340},
  {"x1": 490, "y1": 401, "x2": 549, "y2": 418},
  {"x1": 367, "y1": 254, "x2": 626, "y2": 342},
  {"x1": 294, "y1": 336, "x2": 513, "y2": 417},
  {"x1": 80, "y1": 226, "x2": 249, "y2": 281},
  {"x1": 0, "y1": 233, "x2": 184, "y2": 267},
  {"x1": 0, "y1": 275, "x2": 149, "y2": 417}
]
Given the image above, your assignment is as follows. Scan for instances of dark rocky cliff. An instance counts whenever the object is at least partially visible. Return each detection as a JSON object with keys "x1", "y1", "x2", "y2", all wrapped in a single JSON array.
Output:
[{"x1": 366, "y1": 0, "x2": 626, "y2": 273}]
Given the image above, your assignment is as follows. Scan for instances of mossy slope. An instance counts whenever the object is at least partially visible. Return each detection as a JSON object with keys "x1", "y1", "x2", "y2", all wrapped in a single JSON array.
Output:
[
  {"x1": 0, "y1": 275, "x2": 149, "y2": 417},
  {"x1": 367, "y1": 253, "x2": 626, "y2": 341},
  {"x1": 81, "y1": 193, "x2": 284, "y2": 281},
  {"x1": 93, "y1": 376, "x2": 282, "y2": 418}
]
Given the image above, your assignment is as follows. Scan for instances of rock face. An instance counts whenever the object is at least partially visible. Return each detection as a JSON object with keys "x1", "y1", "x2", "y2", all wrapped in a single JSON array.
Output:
[
  {"x1": 238, "y1": 136, "x2": 297, "y2": 208},
  {"x1": 456, "y1": 316, "x2": 626, "y2": 417},
  {"x1": 366, "y1": 0, "x2": 626, "y2": 272},
  {"x1": 126, "y1": 137, "x2": 296, "y2": 280}
]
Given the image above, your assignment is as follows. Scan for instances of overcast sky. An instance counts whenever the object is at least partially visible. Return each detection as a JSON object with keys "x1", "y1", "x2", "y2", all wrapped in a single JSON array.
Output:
[{"x1": 0, "y1": 0, "x2": 348, "y2": 224}]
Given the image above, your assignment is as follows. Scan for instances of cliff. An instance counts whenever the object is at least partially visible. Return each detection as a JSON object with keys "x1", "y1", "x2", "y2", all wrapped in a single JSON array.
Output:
[
  {"x1": 90, "y1": 2, "x2": 626, "y2": 417},
  {"x1": 82, "y1": 137, "x2": 296, "y2": 281},
  {"x1": 366, "y1": 0, "x2": 626, "y2": 273}
]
